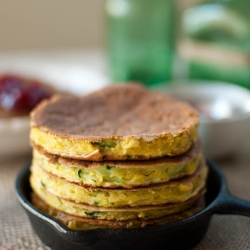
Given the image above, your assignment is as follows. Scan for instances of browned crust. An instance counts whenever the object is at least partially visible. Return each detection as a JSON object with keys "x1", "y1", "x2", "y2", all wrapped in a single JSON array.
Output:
[
  {"x1": 30, "y1": 84, "x2": 199, "y2": 141},
  {"x1": 31, "y1": 159, "x2": 206, "y2": 191},
  {"x1": 33, "y1": 141, "x2": 201, "y2": 168}
]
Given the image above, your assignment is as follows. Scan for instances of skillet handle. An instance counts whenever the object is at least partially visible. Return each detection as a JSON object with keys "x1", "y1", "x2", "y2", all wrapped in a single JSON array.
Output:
[{"x1": 213, "y1": 190, "x2": 250, "y2": 217}]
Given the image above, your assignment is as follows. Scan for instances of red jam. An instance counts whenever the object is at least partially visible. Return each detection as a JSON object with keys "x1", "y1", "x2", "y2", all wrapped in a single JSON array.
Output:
[{"x1": 0, "y1": 74, "x2": 54, "y2": 116}]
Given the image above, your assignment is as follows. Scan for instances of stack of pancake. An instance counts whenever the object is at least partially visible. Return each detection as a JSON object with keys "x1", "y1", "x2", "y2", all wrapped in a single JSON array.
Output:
[{"x1": 29, "y1": 84, "x2": 208, "y2": 230}]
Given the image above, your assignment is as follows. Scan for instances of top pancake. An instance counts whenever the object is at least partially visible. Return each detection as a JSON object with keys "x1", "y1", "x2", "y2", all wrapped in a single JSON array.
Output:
[
  {"x1": 30, "y1": 84, "x2": 199, "y2": 160},
  {"x1": 31, "y1": 84, "x2": 198, "y2": 138}
]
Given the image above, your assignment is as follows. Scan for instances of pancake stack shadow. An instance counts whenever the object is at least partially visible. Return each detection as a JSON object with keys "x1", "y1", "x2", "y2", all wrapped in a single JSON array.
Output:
[{"x1": 29, "y1": 84, "x2": 208, "y2": 230}]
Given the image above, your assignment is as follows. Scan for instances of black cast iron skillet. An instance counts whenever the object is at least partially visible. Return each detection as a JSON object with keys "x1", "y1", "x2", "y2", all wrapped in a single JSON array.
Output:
[{"x1": 15, "y1": 160, "x2": 250, "y2": 250}]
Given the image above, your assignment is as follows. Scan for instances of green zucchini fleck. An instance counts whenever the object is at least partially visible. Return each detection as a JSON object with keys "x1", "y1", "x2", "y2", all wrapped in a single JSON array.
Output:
[
  {"x1": 78, "y1": 169, "x2": 84, "y2": 179},
  {"x1": 106, "y1": 165, "x2": 112, "y2": 170},
  {"x1": 84, "y1": 211, "x2": 101, "y2": 216},
  {"x1": 92, "y1": 141, "x2": 116, "y2": 148}
]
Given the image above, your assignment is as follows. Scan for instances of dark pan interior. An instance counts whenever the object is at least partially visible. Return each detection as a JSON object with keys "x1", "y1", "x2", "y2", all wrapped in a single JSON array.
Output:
[
  {"x1": 205, "y1": 160, "x2": 223, "y2": 206},
  {"x1": 16, "y1": 160, "x2": 223, "y2": 250}
]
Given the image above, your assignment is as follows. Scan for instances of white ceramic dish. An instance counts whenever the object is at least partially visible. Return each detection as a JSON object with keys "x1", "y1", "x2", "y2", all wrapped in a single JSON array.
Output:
[
  {"x1": 0, "y1": 117, "x2": 30, "y2": 158},
  {"x1": 156, "y1": 81, "x2": 250, "y2": 158}
]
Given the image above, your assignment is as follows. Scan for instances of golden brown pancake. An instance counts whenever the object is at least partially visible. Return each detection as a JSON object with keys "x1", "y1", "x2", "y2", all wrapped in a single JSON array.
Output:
[
  {"x1": 33, "y1": 141, "x2": 201, "y2": 188},
  {"x1": 30, "y1": 160, "x2": 208, "y2": 207},
  {"x1": 32, "y1": 177, "x2": 205, "y2": 220},
  {"x1": 31, "y1": 192, "x2": 206, "y2": 229},
  {"x1": 30, "y1": 84, "x2": 199, "y2": 161}
]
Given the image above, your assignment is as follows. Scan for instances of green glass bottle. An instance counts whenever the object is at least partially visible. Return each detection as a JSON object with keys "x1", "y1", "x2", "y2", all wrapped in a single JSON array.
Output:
[
  {"x1": 105, "y1": 0, "x2": 175, "y2": 87},
  {"x1": 179, "y1": 0, "x2": 250, "y2": 88}
]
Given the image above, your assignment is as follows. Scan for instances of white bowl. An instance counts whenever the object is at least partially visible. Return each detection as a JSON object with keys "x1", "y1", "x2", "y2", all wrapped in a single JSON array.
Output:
[
  {"x1": 159, "y1": 81, "x2": 250, "y2": 158},
  {"x1": 0, "y1": 116, "x2": 31, "y2": 159}
]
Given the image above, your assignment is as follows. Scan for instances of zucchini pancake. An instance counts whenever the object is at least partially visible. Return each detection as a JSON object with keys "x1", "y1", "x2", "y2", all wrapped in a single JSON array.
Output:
[
  {"x1": 30, "y1": 84, "x2": 199, "y2": 160},
  {"x1": 29, "y1": 83, "x2": 208, "y2": 230},
  {"x1": 33, "y1": 141, "x2": 201, "y2": 188}
]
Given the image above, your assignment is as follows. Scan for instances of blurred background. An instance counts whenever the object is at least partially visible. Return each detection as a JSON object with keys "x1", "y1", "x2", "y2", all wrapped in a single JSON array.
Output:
[
  {"x1": 1, "y1": 0, "x2": 250, "y2": 159},
  {"x1": 2, "y1": 0, "x2": 249, "y2": 88},
  {"x1": 0, "y1": 0, "x2": 195, "y2": 49},
  {"x1": 0, "y1": 1, "x2": 104, "y2": 50}
]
